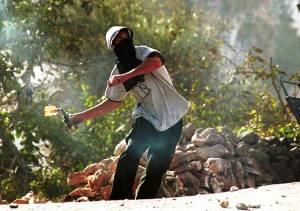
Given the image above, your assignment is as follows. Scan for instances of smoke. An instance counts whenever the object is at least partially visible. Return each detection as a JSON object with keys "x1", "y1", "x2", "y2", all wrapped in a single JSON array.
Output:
[
  {"x1": 0, "y1": 1, "x2": 26, "y2": 53},
  {"x1": 291, "y1": 0, "x2": 300, "y2": 35}
]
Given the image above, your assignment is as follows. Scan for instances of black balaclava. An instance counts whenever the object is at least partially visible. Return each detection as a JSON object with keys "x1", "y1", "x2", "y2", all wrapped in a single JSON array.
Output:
[{"x1": 113, "y1": 35, "x2": 144, "y2": 91}]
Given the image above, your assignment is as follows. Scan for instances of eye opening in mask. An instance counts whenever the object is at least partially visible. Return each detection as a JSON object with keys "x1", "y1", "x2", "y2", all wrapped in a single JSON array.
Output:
[{"x1": 112, "y1": 30, "x2": 131, "y2": 49}]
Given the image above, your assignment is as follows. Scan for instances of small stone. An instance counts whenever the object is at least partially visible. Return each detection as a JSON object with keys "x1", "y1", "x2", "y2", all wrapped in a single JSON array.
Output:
[
  {"x1": 76, "y1": 196, "x2": 89, "y2": 202},
  {"x1": 220, "y1": 199, "x2": 229, "y2": 208},
  {"x1": 236, "y1": 203, "x2": 248, "y2": 210},
  {"x1": 9, "y1": 203, "x2": 19, "y2": 208},
  {"x1": 0, "y1": 200, "x2": 8, "y2": 204},
  {"x1": 247, "y1": 204, "x2": 261, "y2": 208},
  {"x1": 230, "y1": 186, "x2": 239, "y2": 192}
]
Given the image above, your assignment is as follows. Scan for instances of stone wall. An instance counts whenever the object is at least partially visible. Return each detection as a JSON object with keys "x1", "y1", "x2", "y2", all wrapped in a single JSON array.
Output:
[{"x1": 65, "y1": 123, "x2": 300, "y2": 201}]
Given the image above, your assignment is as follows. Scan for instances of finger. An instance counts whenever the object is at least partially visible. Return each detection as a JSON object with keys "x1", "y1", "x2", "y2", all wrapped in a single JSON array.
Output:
[{"x1": 107, "y1": 79, "x2": 113, "y2": 86}]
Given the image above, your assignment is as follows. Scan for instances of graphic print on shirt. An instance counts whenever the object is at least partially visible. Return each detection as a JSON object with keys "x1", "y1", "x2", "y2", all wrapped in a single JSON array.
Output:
[{"x1": 133, "y1": 82, "x2": 152, "y2": 99}]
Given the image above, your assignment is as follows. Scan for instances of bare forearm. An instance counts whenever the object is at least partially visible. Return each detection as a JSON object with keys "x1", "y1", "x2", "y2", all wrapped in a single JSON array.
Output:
[
  {"x1": 75, "y1": 99, "x2": 121, "y2": 122},
  {"x1": 123, "y1": 57, "x2": 162, "y2": 80},
  {"x1": 107, "y1": 56, "x2": 163, "y2": 88}
]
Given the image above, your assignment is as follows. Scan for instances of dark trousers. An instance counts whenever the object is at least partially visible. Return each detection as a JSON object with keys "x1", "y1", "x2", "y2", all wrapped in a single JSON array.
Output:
[{"x1": 110, "y1": 117, "x2": 183, "y2": 200}]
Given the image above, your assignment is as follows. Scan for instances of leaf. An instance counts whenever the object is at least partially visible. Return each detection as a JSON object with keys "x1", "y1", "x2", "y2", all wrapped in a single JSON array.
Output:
[
  {"x1": 252, "y1": 46, "x2": 263, "y2": 53},
  {"x1": 255, "y1": 56, "x2": 265, "y2": 63}
]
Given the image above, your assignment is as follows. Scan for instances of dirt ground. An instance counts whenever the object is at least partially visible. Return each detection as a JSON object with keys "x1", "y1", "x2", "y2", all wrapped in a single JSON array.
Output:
[{"x1": 1, "y1": 182, "x2": 299, "y2": 211}]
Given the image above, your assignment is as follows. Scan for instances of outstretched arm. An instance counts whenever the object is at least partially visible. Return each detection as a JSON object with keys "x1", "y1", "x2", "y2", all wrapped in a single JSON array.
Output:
[
  {"x1": 107, "y1": 56, "x2": 163, "y2": 87},
  {"x1": 70, "y1": 98, "x2": 122, "y2": 124}
]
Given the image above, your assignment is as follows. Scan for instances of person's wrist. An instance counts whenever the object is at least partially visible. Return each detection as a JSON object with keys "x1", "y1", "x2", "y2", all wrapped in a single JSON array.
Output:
[
  {"x1": 77, "y1": 112, "x2": 86, "y2": 122},
  {"x1": 70, "y1": 112, "x2": 85, "y2": 125},
  {"x1": 123, "y1": 73, "x2": 130, "y2": 81}
]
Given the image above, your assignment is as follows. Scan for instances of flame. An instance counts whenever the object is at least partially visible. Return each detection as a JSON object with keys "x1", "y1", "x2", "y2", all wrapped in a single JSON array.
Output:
[{"x1": 44, "y1": 105, "x2": 60, "y2": 117}]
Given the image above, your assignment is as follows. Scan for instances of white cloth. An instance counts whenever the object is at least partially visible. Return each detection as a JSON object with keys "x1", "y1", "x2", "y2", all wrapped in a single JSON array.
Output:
[
  {"x1": 105, "y1": 45, "x2": 189, "y2": 131},
  {"x1": 105, "y1": 26, "x2": 133, "y2": 50}
]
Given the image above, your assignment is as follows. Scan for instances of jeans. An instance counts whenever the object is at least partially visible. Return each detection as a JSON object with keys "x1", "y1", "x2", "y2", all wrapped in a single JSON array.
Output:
[{"x1": 110, "y1": 117, "x2": 183, "y2": 200}]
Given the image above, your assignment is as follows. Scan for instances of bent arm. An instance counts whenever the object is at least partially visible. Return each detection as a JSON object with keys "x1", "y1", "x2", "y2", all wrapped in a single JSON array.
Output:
[
  {"x1": 107, "y1": 56, "x2": 163, "y2": 87},
  {"x1": 71, "y1": 98, "x2": 122, "y2": 123},
  {"x1": 123, "y1": 56, "x2": 163, "y2": 80}
]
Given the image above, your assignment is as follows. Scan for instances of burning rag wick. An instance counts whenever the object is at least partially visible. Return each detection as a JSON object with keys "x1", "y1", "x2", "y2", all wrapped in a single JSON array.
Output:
[{"x1": 44, "y1": 106, "x2": 60, "y2": 117}]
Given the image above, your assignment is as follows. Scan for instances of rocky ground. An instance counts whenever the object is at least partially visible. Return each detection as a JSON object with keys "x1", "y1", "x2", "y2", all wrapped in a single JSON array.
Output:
[
  {"x1": 61, "y1": 124, "x2": 300, "y2": 202},
  {"x1": 2, "y1": 124, "x2": 299, "y2": 209},
  {"x1": 1, "y1": 182, "x2": 299, "y2": 211}
]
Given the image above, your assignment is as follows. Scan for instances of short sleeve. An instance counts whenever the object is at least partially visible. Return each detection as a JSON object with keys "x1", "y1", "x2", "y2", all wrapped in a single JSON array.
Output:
[
  {"x1": 135, "y1": 45, "x2": 165, "y2": 64},
  {"x1": 105, "y1": 66, "x2": 129, "y2": 102}
]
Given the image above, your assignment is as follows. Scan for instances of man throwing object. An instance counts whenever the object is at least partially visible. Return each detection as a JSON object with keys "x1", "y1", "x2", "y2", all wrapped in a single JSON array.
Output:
[{"x1": 70, "y1": 26, "x2": 189, "y2": 200}]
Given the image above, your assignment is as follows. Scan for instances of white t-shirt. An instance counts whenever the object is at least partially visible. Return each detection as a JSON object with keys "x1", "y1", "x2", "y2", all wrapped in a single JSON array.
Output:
[{"x1": 105, "y1": 45, "x2": 189, "y2": 131}]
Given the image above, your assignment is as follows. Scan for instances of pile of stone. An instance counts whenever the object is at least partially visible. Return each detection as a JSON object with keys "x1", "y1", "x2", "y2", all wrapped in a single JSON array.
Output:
[{"x1": 66, "y1": 123, "x2": 300, "y2": 201}]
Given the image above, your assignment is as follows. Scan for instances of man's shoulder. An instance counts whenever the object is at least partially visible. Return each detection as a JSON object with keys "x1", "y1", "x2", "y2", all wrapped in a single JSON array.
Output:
[
  {"x1": 134, "y1": 45, "x2": 152, "y2": 49},
  {"x1": 110, "y1": 65, "x2": 119, "y2": 75},
  {"x1": 135, "y1": 45, "x2": 161, "y2": 61},
  {"x1": 134, "y1": 45, "x2": 155, "y2": 55}
]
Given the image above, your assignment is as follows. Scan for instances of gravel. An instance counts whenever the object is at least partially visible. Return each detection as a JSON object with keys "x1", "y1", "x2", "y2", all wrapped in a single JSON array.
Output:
[{"x1": 1, "y1": 182, "x2": 299, "y2": 211}]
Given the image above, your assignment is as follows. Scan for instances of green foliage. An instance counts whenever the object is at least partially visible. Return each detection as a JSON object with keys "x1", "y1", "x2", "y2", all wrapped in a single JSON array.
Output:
[{"x1": 29, "y1": 167, "x2": 71, "y2": 200}]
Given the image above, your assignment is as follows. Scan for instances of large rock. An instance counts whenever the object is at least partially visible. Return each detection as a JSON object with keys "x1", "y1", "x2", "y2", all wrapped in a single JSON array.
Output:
[
  {"x1": 163, "y1": 173, "x2": 177, "y2": 197},
  {"x1": 256, "y1": 140, "x2": 270, "y2": 151},
  {"x1": 174, "y1": 160, "x2": 203, "y2": 174},
  {"x1": 82, "y1": 163, "x2": 102, "y2": 175},
  {"x1": 67, "y1": 172, "x2": 87, "y2": 186},
  {"x1": 195, "y1": 171, "x2": 211, "y2": 190},
  {"x1": 193, "y1": 144, "x2": 230, "y2": 160},
  {"x1": 177, "y1": 145, "x2": 230, "y2": 168},
  {"x1": 69, "y1": 187, "x2": 96, "y2": 198},
  {"x1": 99, "y1": 185, "x2": 111, "y2": 200},
  {"x1": 235, "y1": 142, "x2": 251, "y2": 156},
  {"x1": 243, "y1": 158, "x2": 262, "y2": 176},
  {"x1": 231, "y1": 160, "x2": 245, "y2": 188},
  {"x1": 87, "y1": 170, "x2": 111, "y2": 192},
  {"x1": 224, "y1": 140, "x2": 235, "y2": 156},
  {"x1": 102, "y1": 157, "x2": 118, "y2": 175},
  {"x1": 114, "y1": 139, "x2": 127, "y2": 157},
  {"x1": 248, "y1": 149, "x2": 269, "y2": 165},
  {"x1": 177, "y1": 171, "x2": 201, "y2": 195},
  {"x1": 239, "y1": 132, "x2": 259, "y2": 145},
  {"x1": 209, "y1": 175, "x2": 225, "y2": 193},
  {"x1": 174, "y1": 175, "x2": 185, "y2": 196},
  {"x1": 205, "y1": 158, "x2": 231, "y2": 175},
  {"x1": 266, "y1": 144, "x2": 289, "y2": 157},
  {"x1": 290, "y1": 147, "x2": 300, "y2": 159},
  {"x1": 191, "y1": 128, "x2": 226, "y2": 147},
  {"x1": 205, "y1": 158, "x2": 239, "y2": 190},
  {"x1": 220, "y1": 126, "x2": 240, "y2": 147},
  {"x1": 12, "y1": 191, "x2": 35, "y2": 204},
  {"x1": 156, "y1": 181, "x2": 173, "y2": 198},
  {"x1": 169, "y1": 150, "x2": 186, "y2": 170},
  {"x1": 182, "y1": 123, "x2": 198, "y2": 139},
  {"x1": 290, "y1": 159, "x2": 300, "y2": 180},
  {"x1": 181, "y1": 143, "x2": 196, "y2": 152}
]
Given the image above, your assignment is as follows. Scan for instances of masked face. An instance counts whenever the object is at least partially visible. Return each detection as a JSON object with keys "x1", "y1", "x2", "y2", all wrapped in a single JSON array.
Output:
[
  {"x1": 113, "y1": 38, "x2": 136, "y2": 64},
  {"x1": 111, "y1": 30, "x2": 144, "y2": 91}
]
